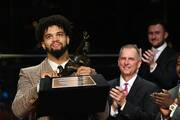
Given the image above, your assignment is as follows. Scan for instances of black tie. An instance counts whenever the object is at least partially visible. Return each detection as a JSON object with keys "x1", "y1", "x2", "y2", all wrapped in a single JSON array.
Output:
[{"x1": 57, "y1": 65, "x2": 64, "y2": 74}]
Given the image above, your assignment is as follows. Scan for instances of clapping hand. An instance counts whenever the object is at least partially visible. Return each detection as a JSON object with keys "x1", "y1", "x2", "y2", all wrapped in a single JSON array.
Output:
[
  {"x1": 110, "y1": 86, "x2": 126, "y2": 107},
  {"x1": 151, "y1": 89, "x2": 174, "y2": 109},
  {"x1": 142, "y1": 49, "x2": 156, "y2": 65}
]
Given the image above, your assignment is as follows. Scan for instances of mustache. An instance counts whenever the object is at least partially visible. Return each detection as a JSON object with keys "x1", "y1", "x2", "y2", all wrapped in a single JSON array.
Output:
[{"x1": 51, "y1": 41, "x2": 62, "y2": 46}]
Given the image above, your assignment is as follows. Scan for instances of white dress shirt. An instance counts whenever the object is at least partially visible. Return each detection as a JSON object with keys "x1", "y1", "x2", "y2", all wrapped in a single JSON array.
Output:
[{"x1": 48, "y1": 59, "x2": 69, "y2": 72}]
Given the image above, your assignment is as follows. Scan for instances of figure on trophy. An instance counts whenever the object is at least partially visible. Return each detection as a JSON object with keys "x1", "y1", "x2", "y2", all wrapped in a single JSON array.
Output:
[{"x1": 60, "y1": 31, "x2": 91, "y2": 76}]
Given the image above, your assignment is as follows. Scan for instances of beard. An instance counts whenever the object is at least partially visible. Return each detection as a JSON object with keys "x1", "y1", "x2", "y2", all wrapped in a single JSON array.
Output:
[
  {"x1": 45, "y1": 45, "x2": 68, "y2": 58},
  {"x1": 152, "y1": 41, "x2": 165, "y2": 48}
]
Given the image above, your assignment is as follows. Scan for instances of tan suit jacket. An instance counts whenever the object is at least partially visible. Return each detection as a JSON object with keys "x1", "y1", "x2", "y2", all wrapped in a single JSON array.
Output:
[{"x1": 12, "y1": 58, "x2": 109, "y2": 120}]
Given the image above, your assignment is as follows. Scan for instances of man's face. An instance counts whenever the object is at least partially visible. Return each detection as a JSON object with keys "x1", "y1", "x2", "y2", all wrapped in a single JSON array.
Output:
[
  {"x1": 148, "y1": 24, "x2": 168, "y2": 48},
  {"x1": 41, "y1": 25, "x2": 70, "y2": 58},
  {"x1": 176, "y1": 56, "x2": 180, "y2": 78},
  {"x1": 118, "y1": 48, "x2": 141, "y2": 78}
]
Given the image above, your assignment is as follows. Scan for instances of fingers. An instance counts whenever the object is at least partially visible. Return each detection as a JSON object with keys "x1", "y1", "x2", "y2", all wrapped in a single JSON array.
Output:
[
  {"x1": 76, "y1": 66, "x2": 95, "y2": 76},
  {"x1": 152, "y1": 91, "x2": 170, "y2": 100},
  {"x1": 109, "y1": 86, "x2": 125, "y2": 101},
  {"x1": 162, "y1": 89, "x2": 169, "y2": 93},
  {"x1": 142, "y1": 49, "x2": 155, "y2": 64},
  {"x1": 151, "y1": 90, "x2": 173, "y2": 109},
  {"x1": 110, "y1": 86, "x2": 126, "y2": 107},
  {"x1": 41, "y1": 71, "x2": 58, "y2": 78}
]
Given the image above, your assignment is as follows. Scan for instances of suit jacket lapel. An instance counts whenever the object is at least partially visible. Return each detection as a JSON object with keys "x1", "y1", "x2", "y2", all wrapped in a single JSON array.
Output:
[
  {"x1": 116, "y1": 78, "x2": 120, "y2": 86},
  {"x1": 156, "y1": 46, "x2": 173, "y2": 63},
  {"x1": 29, "y1": 58, "x2": 53, "y2": 85},
  {"x1": 40, "y1": 58, "x2": 54, "y2": 72},
  {"x1": 126, "y1": 76, "x2": 141, "y2": 99}
]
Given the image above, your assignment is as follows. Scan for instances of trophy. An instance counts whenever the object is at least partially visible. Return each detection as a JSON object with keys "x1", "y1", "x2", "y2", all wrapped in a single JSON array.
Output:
[{"x1": 58, "y1": 31, "x2": 91, "y2": 76}]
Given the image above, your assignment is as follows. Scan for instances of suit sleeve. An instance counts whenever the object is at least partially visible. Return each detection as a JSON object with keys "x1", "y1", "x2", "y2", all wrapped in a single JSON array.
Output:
[
  {"x1": 171, "y1": 106, "x2": 180, "y2": 120},
  {"x1": 151, "y1": 54, "x2": 178, "y2": 89},
  {"x1": 11, "y1": 69, "x2": 38, "y2": 118}
]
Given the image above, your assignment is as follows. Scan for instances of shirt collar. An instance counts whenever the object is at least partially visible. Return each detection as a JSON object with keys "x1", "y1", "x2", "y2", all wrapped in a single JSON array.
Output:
[
  {"x1": 120, "y1": 74, "x2": 137, "y2": 90},
  {"x1": 152, "y1": 42, "x2": 167, "y2": 53},
  {"x1": 48, "y1": 59, "x2": 69, "y2": 71}
]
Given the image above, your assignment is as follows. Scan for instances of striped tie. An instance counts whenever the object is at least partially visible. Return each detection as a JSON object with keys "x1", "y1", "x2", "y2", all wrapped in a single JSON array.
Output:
[{"x1": 124, "y1": 83, "x2": 129, "y2": 96}]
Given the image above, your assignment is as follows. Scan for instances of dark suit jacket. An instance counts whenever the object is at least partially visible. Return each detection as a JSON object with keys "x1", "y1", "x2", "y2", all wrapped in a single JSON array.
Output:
[
  {"x1": 155, "y1": 86, "x2": 180, "y2": 120},
  {"x1": 108, "y1": 75, "x2": 160, "y2": 120},
  {"x1": 139, "y1": 46, "x2": 178, "y2": 90},
  {"x1": 12, "y1": 58, "x2": 109, "y2": 120}
]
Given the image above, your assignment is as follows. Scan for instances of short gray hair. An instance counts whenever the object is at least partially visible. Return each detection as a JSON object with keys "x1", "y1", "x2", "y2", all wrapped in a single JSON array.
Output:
[{"x1": 119, "y1": 44, "x2": 141, "y2": 60}]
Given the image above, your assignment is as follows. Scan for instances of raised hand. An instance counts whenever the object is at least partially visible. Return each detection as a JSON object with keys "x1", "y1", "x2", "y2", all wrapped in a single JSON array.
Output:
[{"x1": 151, "y1": 89, "x2": 174, "y2": 109}]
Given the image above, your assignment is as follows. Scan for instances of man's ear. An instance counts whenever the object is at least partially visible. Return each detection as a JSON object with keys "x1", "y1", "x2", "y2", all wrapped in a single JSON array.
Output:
[
  {"x1": 138, "y1": 61, "x2": 142, "y2": 69},
  {"x1": 67, "y1": 36, "x2": 70, "y2": 45},
  {"x1": 164, "y1": 32, "x2": 169, "y2": 39},
  {"x1": 41, "y1": 42, "x2": 46, "y2": 50}
]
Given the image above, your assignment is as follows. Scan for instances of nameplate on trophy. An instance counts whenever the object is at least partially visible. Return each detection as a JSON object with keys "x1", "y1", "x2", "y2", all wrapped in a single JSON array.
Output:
[{"x1": 52, "y1": 76, "x2": 96, "y2": 88}]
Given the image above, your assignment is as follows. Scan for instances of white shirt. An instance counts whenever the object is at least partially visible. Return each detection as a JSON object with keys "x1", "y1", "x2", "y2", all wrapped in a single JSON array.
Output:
[
  {"x1": 152, "y1": 42, "x2": 167, "y2": 62},
  {"x1": 120, "y1": 74, "x2": 137, "y2": 93},
  {"x1": 48, "y1": 59, "x2": 69, "y2": 73}
]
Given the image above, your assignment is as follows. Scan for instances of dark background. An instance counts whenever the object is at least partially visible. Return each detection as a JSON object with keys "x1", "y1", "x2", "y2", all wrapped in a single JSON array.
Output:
[
  {"x1": 0, "y1": 0, "x2": 180, "y2": 119},
  {"x1": 1, "y1": 0, "x2": 180, "y2": 54}
]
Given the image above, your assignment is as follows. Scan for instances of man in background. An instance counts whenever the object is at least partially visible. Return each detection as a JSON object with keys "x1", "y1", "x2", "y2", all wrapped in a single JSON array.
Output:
[{"x1": 139, "y1": 19, "x2": 178, "y2": 90}]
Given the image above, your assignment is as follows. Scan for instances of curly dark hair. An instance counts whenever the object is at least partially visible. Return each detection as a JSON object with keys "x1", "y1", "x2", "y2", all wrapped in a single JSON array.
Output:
[{"x1": 35, "y1": 14, "x2": 73, "y2": 43}]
